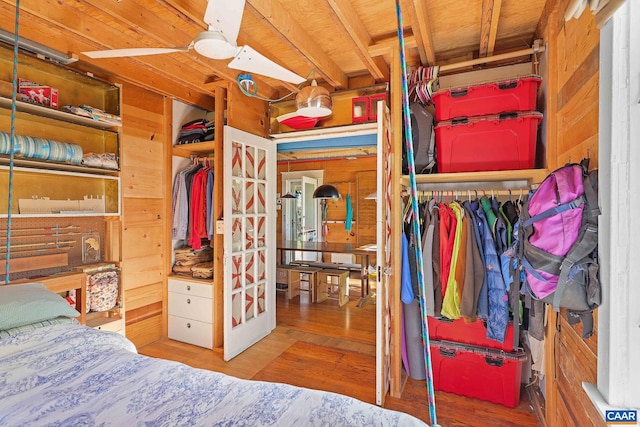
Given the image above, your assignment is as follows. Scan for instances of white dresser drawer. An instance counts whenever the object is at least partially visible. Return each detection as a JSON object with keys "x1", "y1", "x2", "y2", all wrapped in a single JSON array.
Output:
[
  {"x1": 168, "y1": 278, "x2": 213, "y2": 298},
  {"x1": 168, "y1": 315, "x2": 213, "y2": 349},
  {"x1": 168, "y1": 292, "x2": 213, "y2": 322},
  {"x1": 94, "y1": 319, "x2": 123, "y2": 333}
]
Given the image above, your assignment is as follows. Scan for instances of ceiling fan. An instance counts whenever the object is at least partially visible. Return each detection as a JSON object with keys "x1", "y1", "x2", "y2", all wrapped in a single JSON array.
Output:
[{"x1": 81, "y1": 0, "x2": 306, "y2": 85}]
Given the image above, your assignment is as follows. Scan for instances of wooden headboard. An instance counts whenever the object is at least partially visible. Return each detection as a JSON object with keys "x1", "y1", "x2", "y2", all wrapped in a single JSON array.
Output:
[{"x1": 8, "y1": 272, "x2": 87, "y2": 325}]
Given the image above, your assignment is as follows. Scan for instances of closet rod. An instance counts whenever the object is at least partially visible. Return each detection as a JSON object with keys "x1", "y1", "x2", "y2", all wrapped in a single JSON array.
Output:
[
  {"x1": 403, "y1": 189, "x2": 526, "y2": 198},
  {"x1": 439, "y1": 39, "x2": 545, "y2": 72}
]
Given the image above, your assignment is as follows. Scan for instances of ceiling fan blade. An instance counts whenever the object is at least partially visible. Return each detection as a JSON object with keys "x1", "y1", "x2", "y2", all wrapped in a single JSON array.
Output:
[
  {"x1": 82, "y1": 47, "x2": 190, "y2": 59},
  {"x1": 204, "y1": 0, "x2": 246, "y2": 46},
  {"x1": 228, "y1": 45, "x2": 306, "y2": 85}
]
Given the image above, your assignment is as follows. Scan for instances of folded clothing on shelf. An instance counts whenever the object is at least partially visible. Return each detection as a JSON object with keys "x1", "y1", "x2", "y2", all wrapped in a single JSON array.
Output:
[
  {"x1": 176, "y1": 118, "x2": 215, "y2": 145},
  {"x1": 82, "y1": 152, "x2": 119, "y2": 170},
  {"x1": 61, "y1": 105, "x2": 122, "y2": 126}
]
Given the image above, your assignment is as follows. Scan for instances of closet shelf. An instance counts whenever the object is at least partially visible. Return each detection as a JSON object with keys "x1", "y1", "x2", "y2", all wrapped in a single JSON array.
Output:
[
  {"x1": 401, "y1": 169, "x2": 548, "y2": 188},
  {"x1": 172, "y1": 141, "x2": 216, "y2": 158},
  {"x1": 0, "y1": 155, "x2": 119, "y2": 176},
  {"x1": 0, "y1": 97, "x2": 121, "y2": 130}
]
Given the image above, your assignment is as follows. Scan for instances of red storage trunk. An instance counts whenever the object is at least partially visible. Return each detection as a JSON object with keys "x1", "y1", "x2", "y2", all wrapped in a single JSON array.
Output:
[
  {"x1": 435, "y1": 111, "x2": 542, "y2": 173},
  {"x1": 427, "y1": 316, "x2": 516, "y2": 351},
  {"x1": 432, "y1": 75, "x2": 542, "y2": 121},
  {"x1": 430, "y1": 339, "x2": 526, "y2": 408}
]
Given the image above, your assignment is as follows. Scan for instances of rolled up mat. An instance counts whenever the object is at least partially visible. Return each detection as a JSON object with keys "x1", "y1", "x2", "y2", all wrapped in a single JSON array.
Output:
[{"x1": 404, "y1": 299, "x2": 426, "y2": 380}]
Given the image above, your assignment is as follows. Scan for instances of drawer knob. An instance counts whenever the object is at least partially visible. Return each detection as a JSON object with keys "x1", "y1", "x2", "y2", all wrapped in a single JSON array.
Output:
[
  {"x1": 187, "y1": 323, "x2": 191, "y2": 328},
  {"x1": 187, "y1": 285, "x2": 191, "y2": 291},
  {"x1": 187, "y1": 298, "x2": 191, "y2": 304}
]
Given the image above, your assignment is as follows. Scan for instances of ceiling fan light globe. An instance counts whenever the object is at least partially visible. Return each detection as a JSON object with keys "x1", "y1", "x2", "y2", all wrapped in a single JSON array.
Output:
[
  {"x1": 295, "y1": 84, "x2": 332, "y2": 118},
  {"x1": 194, "y1": 31, "x2": 238, "y2": 60}
]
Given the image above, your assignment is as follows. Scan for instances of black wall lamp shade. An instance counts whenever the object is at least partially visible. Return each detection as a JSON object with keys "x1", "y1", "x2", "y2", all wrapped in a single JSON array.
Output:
[{"x1": 313, "y1": 184, "x2": 340, "y2": 199}]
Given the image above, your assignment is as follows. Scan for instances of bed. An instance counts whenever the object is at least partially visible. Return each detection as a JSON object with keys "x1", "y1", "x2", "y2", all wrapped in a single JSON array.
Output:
[{"x1": 0, "y1": 282, "x2": 426, "y2": 426}]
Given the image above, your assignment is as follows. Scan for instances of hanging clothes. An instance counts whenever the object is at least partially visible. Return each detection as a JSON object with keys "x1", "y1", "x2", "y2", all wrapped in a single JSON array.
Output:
[
  {"x1": 468, "y1": 201, "x2": 490, "y2": 320},
  {"x1": 172, "y1": 163, "x2": 202, "y2": 240},
  {"x1": 188, "y1": 166, "x2": 210, "y2": 250},
  {"x1": 345, "y1": 193, "x2": 353, "y2": 232},
  {"x1": 401, "y1": 231, "x2": 415, "y2": 304},
  {"x1": 461, "y1": 201, "x2": 486, "y2": 321},
  {"x1": 206, "y1": 167, "x2": 215, "y2": 239},
  {"x1": 438, "y1": 202, "x2": 456, "y2": 298},
  {"x1": 474, "y1": 202, "x2": 509, "y2": 343},
  {"x1": 431, "y1": 204, "x2": 443, "y2": 315},
  {"x1": 441, "y1": 202, "x2": 465, "y2": 319},
  {"x1": 491, "y1": 197, "x2": 508, "y2": 254},
  {"x1": 421, "y1": 198, "x2": 437, "y2": 316}
]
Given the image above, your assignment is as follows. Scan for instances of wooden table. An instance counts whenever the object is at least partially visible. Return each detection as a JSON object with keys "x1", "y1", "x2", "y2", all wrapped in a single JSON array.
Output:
[{"x1": 276, "y1": 240, "x2": 376, "y2": 306}]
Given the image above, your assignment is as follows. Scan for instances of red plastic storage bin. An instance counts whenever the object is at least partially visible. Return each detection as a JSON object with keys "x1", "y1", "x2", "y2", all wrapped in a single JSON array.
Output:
[
  {"x1": 427, "y1": 316, "x2": 516, "y2": 351},
  {"x1": 432, "y1": 75, "x2": 542, "y2": 121},
  {"x1": 430, "y1": 339, "x2": 526, "y2": 408},
  {"x1": 435, "y1": 111, "x2": 542, "y2": 173}
]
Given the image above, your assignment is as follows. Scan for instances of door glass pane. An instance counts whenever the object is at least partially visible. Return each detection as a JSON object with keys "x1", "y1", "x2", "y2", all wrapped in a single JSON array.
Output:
[
  {"x1": 246, "y1": 146, "x2": 255, "y2": 178},
  {"x1": 246, "y1": 286, "x2": 255, "y2": 321},
  {"x1": 245, "y1": 217, "x2": 255, "y2": 249},
  {"x1": 257, "y1": 182, "x2": 266, "y2": 214},
  {"x1": 232, "y1": 292, "x2": 243, "y2": 327},
  {"x1": 257, "y1": 217, "x2": 265, "y2": 248},
  {"x1": 257, "y1": 284, "x2": 265, "y2": 314},
  {"x1": 232, "y1": 178, "x2": 242, "y2": 214},
  {"x1": 256, "y1": 148, "x2": 266, "y2": 179},
  {"x1": 232, "y1": 142, "x2": 243, "y2": 177},
  {"x1": 232, "y1": 254, "x2": 243, "y2": 290},
  {"x1": 232, "y1": 218, "x2": 242, "y2": 252},
  {"x1": 257, "y1": 248, "x2": 265, "y2": 280},
  {"x1": 245, "y1": 181, "x2": 255, "y2": 214}
]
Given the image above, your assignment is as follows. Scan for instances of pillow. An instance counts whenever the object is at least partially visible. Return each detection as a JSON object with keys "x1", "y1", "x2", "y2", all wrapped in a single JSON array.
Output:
[
  {"x1": 0, "y1": 282, "x2": 81, "y2": 330},
  {"x1": 0, "y1": 316, "x2": 79, "y2": 339}
]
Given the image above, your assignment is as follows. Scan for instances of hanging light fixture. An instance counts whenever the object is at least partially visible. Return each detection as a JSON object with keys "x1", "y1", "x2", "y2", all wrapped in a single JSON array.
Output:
[
  {"x1": 295, "y1": 79, "x2": 332, "y2": 118},
  {"x1": 280, "y1": 161, "x2": 298, "y2": 199},
  {"x1": 313, "y1": 184, "x2": 340, "y2": 199}
]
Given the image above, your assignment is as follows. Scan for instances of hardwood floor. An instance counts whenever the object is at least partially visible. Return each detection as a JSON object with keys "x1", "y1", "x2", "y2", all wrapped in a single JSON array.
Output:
[{"x1": 139, "y1": 285, "x2": 541, "y2": 426}]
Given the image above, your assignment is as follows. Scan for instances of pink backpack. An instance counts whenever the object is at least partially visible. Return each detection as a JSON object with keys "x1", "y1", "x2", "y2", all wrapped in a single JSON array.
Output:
[{"x1": 517, "y1": 161, "x2": 600, "y2": 337}]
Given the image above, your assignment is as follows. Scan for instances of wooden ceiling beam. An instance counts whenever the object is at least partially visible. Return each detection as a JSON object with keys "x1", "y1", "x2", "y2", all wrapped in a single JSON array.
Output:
[
  {"x1": 408, "y1": 0, "x2": 437, "y2": 66},
  {"x1": 324, "y1": 0, "x2": 389, "y2": 82},
  {"x1": 368, "y1": 34, "x2": 417, "y2": 57},
  {"x1": 246, "y1": 0, "x2": 348, "y2": 89},
  {"x1": 479, "y1": 0, "x2": 503, "y2": 57}
]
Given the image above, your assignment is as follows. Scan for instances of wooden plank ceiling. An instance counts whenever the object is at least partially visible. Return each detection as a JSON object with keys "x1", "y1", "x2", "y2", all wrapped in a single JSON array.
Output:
[{"x1": 0, "y1": 0, "x2": 547, "y2": 109}]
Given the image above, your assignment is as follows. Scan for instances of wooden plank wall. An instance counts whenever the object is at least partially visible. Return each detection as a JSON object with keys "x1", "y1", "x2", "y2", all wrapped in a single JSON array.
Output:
[
  {"x1": 119, "y1": 82, "x2": 167, "y2": 348},
  {"x1": 275, "y1": 157, "x2": 377, "y2": 248},
  {"x1": 537, "y1": 1, "x2": 603, "y2": 426}
]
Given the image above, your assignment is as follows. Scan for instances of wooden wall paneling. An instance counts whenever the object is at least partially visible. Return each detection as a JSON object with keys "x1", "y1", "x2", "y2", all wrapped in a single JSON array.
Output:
[
  {"x1": 121, "y1": 254, "x2": 164, "y2": 291},
  {"x1": 537, "y1": 2, "x2": 602, "y2": 425},
  {"x1": 104, "y1": 218, "x2": 121, "y2": 262},
  {"x1": 556, "y1": 12, "x2": 600, "y2": 90},
  {"x1": 125, "y1": 282, "x2": 164, "y2": 312},
  {"x1": 226, "y1": 83, "x2": 270, "y2": 137},
  {"x1": 122, "y1": 198, "x2": 164, "y2": 224},
  {"x1": 125, "y1": 311, "x2": 163, "y2": 349},
  {"x1": 121, "y1": 167, "x2": 164, "y2": 199},
  {"x1": 355, "y1": 170, "x2": 377, "y2": 246},
  {"x1": 120, "y1": 82, "x2": 167, "y2": 342},
  {"x1": 121, "y1": 224, "x2": 164, "y2": 259}
]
